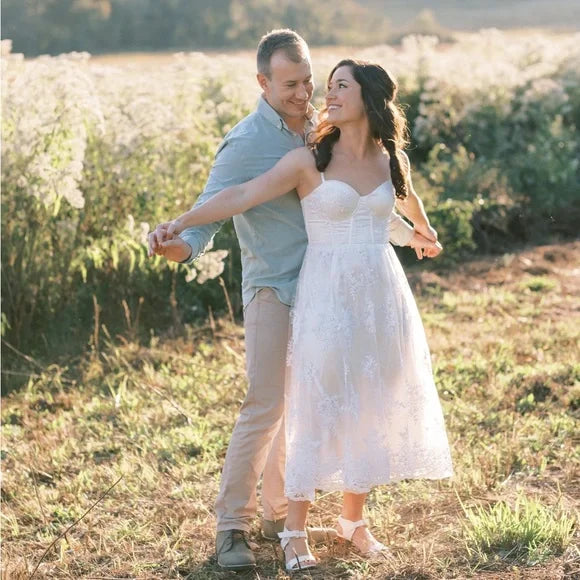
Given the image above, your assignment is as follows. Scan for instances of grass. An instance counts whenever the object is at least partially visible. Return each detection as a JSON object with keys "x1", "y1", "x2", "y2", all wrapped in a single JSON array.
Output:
[
  {"x1": 519, "y1": 276, "x2": 559, "y2": 293},
  {"x1": 461, "y1": 495, "x2": 576, "y2": 568},
  {"x1": 2, "y1": 240, "x2": 579, "y2": 579}
]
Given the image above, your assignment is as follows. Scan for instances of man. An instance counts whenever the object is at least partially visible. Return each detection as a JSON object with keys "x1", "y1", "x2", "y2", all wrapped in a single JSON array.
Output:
[
  {"x1": 149, "y1": 29, "x2": 437, "y2": 570},
  {"x1": 150, "y1": 29, "x2": 320, "y2": 570}
]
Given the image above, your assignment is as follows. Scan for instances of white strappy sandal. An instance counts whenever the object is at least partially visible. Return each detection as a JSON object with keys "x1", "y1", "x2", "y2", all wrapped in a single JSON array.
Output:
[
  {"x1": 337, "y1": 516, "x2": 389, "y2": 558},
  {"x1": 278, "y1": 527, "x2": 317, "y2": 572}
]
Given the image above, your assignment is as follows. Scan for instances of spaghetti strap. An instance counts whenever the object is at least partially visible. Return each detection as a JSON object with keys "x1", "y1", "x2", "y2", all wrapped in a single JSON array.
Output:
[{"x1": 320, "y1": 172, "x2": 325, "y2": 182}]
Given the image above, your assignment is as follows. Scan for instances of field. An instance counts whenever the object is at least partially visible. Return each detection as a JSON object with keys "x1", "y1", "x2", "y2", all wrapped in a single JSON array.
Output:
[
  {"x1": 2, "y1": 29, "x2": 579, "y2": 358},
  {"x1": 2, "y1": 240, "x2": 579, "y2": 579},
  {"x1": 1, "y1": 29, "x2": 579, "y2": 579}
]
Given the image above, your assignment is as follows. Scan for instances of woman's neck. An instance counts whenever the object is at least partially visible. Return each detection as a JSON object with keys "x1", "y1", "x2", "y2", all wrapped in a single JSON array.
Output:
[{"x1": 334, "y1": 122, "x2": 379, "y2": 161}]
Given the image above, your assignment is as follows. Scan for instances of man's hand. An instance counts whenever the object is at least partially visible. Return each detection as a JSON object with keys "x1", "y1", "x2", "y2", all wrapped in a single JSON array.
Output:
[
  {"x1": 148, "y1": 221, "x2": 171, "y2": 257},
  {"x1": 408, "y1": 231, "x2": 443, "y2": 260},
  {"x1": 148, "y1": 222, "x2": 193, "y2": 263}
]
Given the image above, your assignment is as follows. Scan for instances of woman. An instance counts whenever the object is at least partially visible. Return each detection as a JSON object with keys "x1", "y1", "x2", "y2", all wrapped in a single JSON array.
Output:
[{"x1": 162, "y1": 60, "x2": 453, "y2": 571}]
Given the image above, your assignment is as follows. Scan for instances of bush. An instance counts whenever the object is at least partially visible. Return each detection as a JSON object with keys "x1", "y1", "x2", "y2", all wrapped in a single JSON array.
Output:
[
  {"x1": 2, "y1": 31, "x2": 579, "y2": 367},
  {"x1": 1, "y1": 48, "x2": 251, "y2": 365},
  {"x1": 425, "y1": 199, "x2": 477, "y2": 266}
]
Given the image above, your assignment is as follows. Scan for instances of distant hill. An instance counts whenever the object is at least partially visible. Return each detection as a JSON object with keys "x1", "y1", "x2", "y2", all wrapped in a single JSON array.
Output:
[{"x1": 358, "y1": 0, "x2": 580, "y2": 31}]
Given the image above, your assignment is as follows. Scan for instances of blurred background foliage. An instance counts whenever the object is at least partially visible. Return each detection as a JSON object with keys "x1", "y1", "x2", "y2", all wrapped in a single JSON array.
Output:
[
  {"x1": 1, "y1": 3, "x2": 579, "y2": 387},
  {"x1": 2, "y1": 0, "x2": 390, "y2": 55},
  {"x1": 2, "y1": 0, "x2": 578, "y2": 56}
]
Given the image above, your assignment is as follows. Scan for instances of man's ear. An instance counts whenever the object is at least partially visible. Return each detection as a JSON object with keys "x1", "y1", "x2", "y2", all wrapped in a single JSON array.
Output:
[{"x1": 257, "y1": 73, "x2": 269, "y2": 92}]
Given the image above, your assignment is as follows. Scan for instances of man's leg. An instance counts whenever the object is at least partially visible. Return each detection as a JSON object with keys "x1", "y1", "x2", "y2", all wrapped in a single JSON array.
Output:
[
  {"x1": 261, "y1": 413, "x2": 287, "y2": 522},
  {"x1": 215, "y1": 288, "x2": 290, "y2": 533}
]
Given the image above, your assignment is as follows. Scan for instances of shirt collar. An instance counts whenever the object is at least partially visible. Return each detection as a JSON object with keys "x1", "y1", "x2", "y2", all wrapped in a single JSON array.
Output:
[{"x1": 257, "y1": 96, "x2": 317, "y2": 134}]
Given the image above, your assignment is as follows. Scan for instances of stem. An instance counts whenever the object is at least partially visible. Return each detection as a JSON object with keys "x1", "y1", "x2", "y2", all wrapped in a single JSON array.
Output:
[{"x1": 28, "y1": 475, "x2": 124, "y2": 579}]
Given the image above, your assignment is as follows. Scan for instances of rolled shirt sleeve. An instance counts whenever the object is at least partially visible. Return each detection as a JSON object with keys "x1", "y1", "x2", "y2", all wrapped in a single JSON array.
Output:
[
  {"x1": 178, "y1": 137, "x2": 251, "y2": 264},
  {"x1": 388, "y1": 211, "x2": 415, "y2": 246}
]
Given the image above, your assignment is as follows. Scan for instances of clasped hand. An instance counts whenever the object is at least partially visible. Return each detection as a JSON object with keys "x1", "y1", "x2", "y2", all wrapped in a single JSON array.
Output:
[
  {"x1": 409, "y1": 231, "x2": 442, "y2": 260},
  {"x1": 148, "y1": 220, "x2": 442, "y2": 261},
  {"x1": 147, "y1": 220, "x2": 189, "y2": 261}
]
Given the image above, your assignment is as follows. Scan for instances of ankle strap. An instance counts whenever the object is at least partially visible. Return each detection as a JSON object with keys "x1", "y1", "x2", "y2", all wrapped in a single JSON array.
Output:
[
  {"x1": 337, "y1": 516, "x2": 367, "y2": 541},
  {"x1": 278, "y1": 529, "x2": 308, "y2": 540}
]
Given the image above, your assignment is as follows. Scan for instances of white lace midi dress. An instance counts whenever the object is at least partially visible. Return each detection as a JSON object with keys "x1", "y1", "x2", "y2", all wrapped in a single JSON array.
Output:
[{"x1": 284, "y1": 175, "x2": 454, "y2": 501}]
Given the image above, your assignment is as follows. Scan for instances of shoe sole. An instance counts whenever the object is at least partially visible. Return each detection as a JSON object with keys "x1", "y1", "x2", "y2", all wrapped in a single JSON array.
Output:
[
  {"x1": 286, "y1": 563, "x2": 317, "y2": 572},
  {"x1": 336, "y1": 536, "x2": 394, "y2": 560},
  {"x1": 217, "y1": 562, "x2": 256, "y2": 571},
  {"x1": 261, "y1": 529, "x2": 338, "y2": 543}
]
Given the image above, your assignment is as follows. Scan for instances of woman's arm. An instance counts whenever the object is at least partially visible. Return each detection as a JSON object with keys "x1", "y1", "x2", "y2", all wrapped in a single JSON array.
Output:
[
  {"x1": 395, "y1": 152, "x2": 438, "y2": 242},
  {"x1": 166, "y1": 148, "x2": 309, "y2": 236},
  {"x1": 388, "y1": 211, "x2": 442, "y2": 259}
]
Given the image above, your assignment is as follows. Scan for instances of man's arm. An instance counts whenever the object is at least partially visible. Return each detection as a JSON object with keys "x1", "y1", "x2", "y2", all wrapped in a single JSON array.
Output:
[
  {"x1": 176, "y1": 138, "x2": 252, "y2": 263},
  {"x1": 388, "y1": 211, "x2": 442, "y2": 259},
  {"x1": 388, "y1": 211, "x2": 415, "y2": 247}
]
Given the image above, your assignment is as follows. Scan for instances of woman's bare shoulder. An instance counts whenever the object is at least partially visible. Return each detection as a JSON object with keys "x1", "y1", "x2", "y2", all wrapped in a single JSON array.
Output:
[
  {"x1": 285, "y1": 146, "x2": 317, "y2": 166},
  {"x1": 284, "y1": 147, "x2": 321, "y2": 197},
  {"x1": 283, "y1": 146, "x2": 319, "y2": 180}
]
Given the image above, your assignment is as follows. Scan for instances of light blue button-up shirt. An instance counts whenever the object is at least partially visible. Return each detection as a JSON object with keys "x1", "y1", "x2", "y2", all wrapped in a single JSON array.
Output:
[
  {"x1": 179, "y1": 97, "x2": 313, "y2": 308},
  {"x1": 179, "y1": 97, "x2": 415, "y2": 308}
]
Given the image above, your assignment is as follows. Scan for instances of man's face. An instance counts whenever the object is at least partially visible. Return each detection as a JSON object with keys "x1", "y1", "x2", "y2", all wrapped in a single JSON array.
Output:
[{"x1": 258, "y1": 50, "x2": 314, "y2": 122}]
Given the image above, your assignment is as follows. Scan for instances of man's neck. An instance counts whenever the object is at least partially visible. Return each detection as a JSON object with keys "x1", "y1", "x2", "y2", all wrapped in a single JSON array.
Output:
[
  {"x1": 285, "y1": 117, "x2": 306, "y2": 136},
  {"x1": 262, "y1": 96, "x2": 309, "y2": 136}
]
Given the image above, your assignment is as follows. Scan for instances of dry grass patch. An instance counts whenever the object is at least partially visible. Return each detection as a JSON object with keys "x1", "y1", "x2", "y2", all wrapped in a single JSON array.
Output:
[{"x1": 2, "y1": 242, "x2": 579, "y2": 578}]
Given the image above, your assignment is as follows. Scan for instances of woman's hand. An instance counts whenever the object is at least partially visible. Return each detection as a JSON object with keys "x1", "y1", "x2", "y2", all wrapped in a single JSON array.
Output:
[
  {"x1": 166, "y1": 218, "x2": 185, "y2": 238},
  {"x1": 408, "y1": 231, "x2": 443, "y2": 259},
  {"x1": 414, "y1": 222, "x2": 438, "y2": 244},
  {"x1": 147, "y1": 220, "x2": 192, "y2": 262}
]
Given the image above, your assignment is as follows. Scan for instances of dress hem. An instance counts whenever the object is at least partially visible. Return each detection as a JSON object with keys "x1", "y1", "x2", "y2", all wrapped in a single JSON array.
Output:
[{"x1": 285, "y1": 469, "x2": 454, "y2": 502}]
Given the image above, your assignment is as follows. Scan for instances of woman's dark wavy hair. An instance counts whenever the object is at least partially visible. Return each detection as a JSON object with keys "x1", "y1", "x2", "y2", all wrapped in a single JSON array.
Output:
[{"x1": 309, "y1": 59, "x2": 410, "y2": 199}]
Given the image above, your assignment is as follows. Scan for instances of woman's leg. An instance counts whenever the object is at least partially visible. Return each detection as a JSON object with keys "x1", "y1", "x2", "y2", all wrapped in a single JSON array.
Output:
[
  {"x1": 285, "y1": 499, "x2": 310, "y2": 529},
  {"x1": 281, "y1": 499, "x2": 316, "y2": 566},
  {"x1": 340, "y1": 492, "x2": 385, "y2": 553},
  {"x1": 341, "y1": 491, "x2": 367, "y2": 521}
]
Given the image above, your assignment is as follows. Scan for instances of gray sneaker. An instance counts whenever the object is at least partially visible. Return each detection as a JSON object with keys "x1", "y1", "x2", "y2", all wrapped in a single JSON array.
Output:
[
  {"x1": 216, "y1": 529, "x2": 256, "y2": 570},
  {"x1": 261, "y1": 518, "x2": 338, "y2": 545}
]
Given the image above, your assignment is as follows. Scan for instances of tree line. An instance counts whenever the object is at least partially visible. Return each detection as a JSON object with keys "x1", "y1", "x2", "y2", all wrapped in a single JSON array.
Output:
[{"x1": 2, "y1": 0, "x2": 390, "y2": 56}]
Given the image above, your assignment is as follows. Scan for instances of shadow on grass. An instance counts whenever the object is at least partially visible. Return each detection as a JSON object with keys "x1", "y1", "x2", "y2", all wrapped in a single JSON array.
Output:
[{"x1": 180, "y1": 551, "x2": 283, "y2": 579}]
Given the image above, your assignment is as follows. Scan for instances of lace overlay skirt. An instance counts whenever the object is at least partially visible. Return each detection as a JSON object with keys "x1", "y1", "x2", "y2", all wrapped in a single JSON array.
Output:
[{"x1": 284, "y1": 243, "x2": 453, "y2": 501}]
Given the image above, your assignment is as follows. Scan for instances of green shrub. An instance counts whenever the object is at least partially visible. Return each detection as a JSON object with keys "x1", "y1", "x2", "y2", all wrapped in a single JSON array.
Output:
[{"x1": 424, "y1": 199, "x2": 477, "y2": 266}]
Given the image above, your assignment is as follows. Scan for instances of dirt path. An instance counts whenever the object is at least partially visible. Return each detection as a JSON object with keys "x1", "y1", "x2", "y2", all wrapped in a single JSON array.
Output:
[{"x1": 408, "y1": 239, "x2": 579, "y2": 308}]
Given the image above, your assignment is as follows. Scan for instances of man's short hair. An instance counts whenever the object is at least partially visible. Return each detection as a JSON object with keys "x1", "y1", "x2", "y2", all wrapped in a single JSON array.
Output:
[{"x1": 257, "y1": 29, "x2": 310, "y2": 78}]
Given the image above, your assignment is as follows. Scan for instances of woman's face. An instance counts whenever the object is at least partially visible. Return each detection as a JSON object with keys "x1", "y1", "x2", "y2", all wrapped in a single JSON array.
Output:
[{"x1": 325, "y1": 66, "x2": 365, "y2": 126}]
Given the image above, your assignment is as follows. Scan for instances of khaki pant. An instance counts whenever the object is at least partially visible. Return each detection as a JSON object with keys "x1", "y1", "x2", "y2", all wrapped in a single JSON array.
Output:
[{"x1": 215, "y1": 288, "x2": 290, "y2": 532}]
